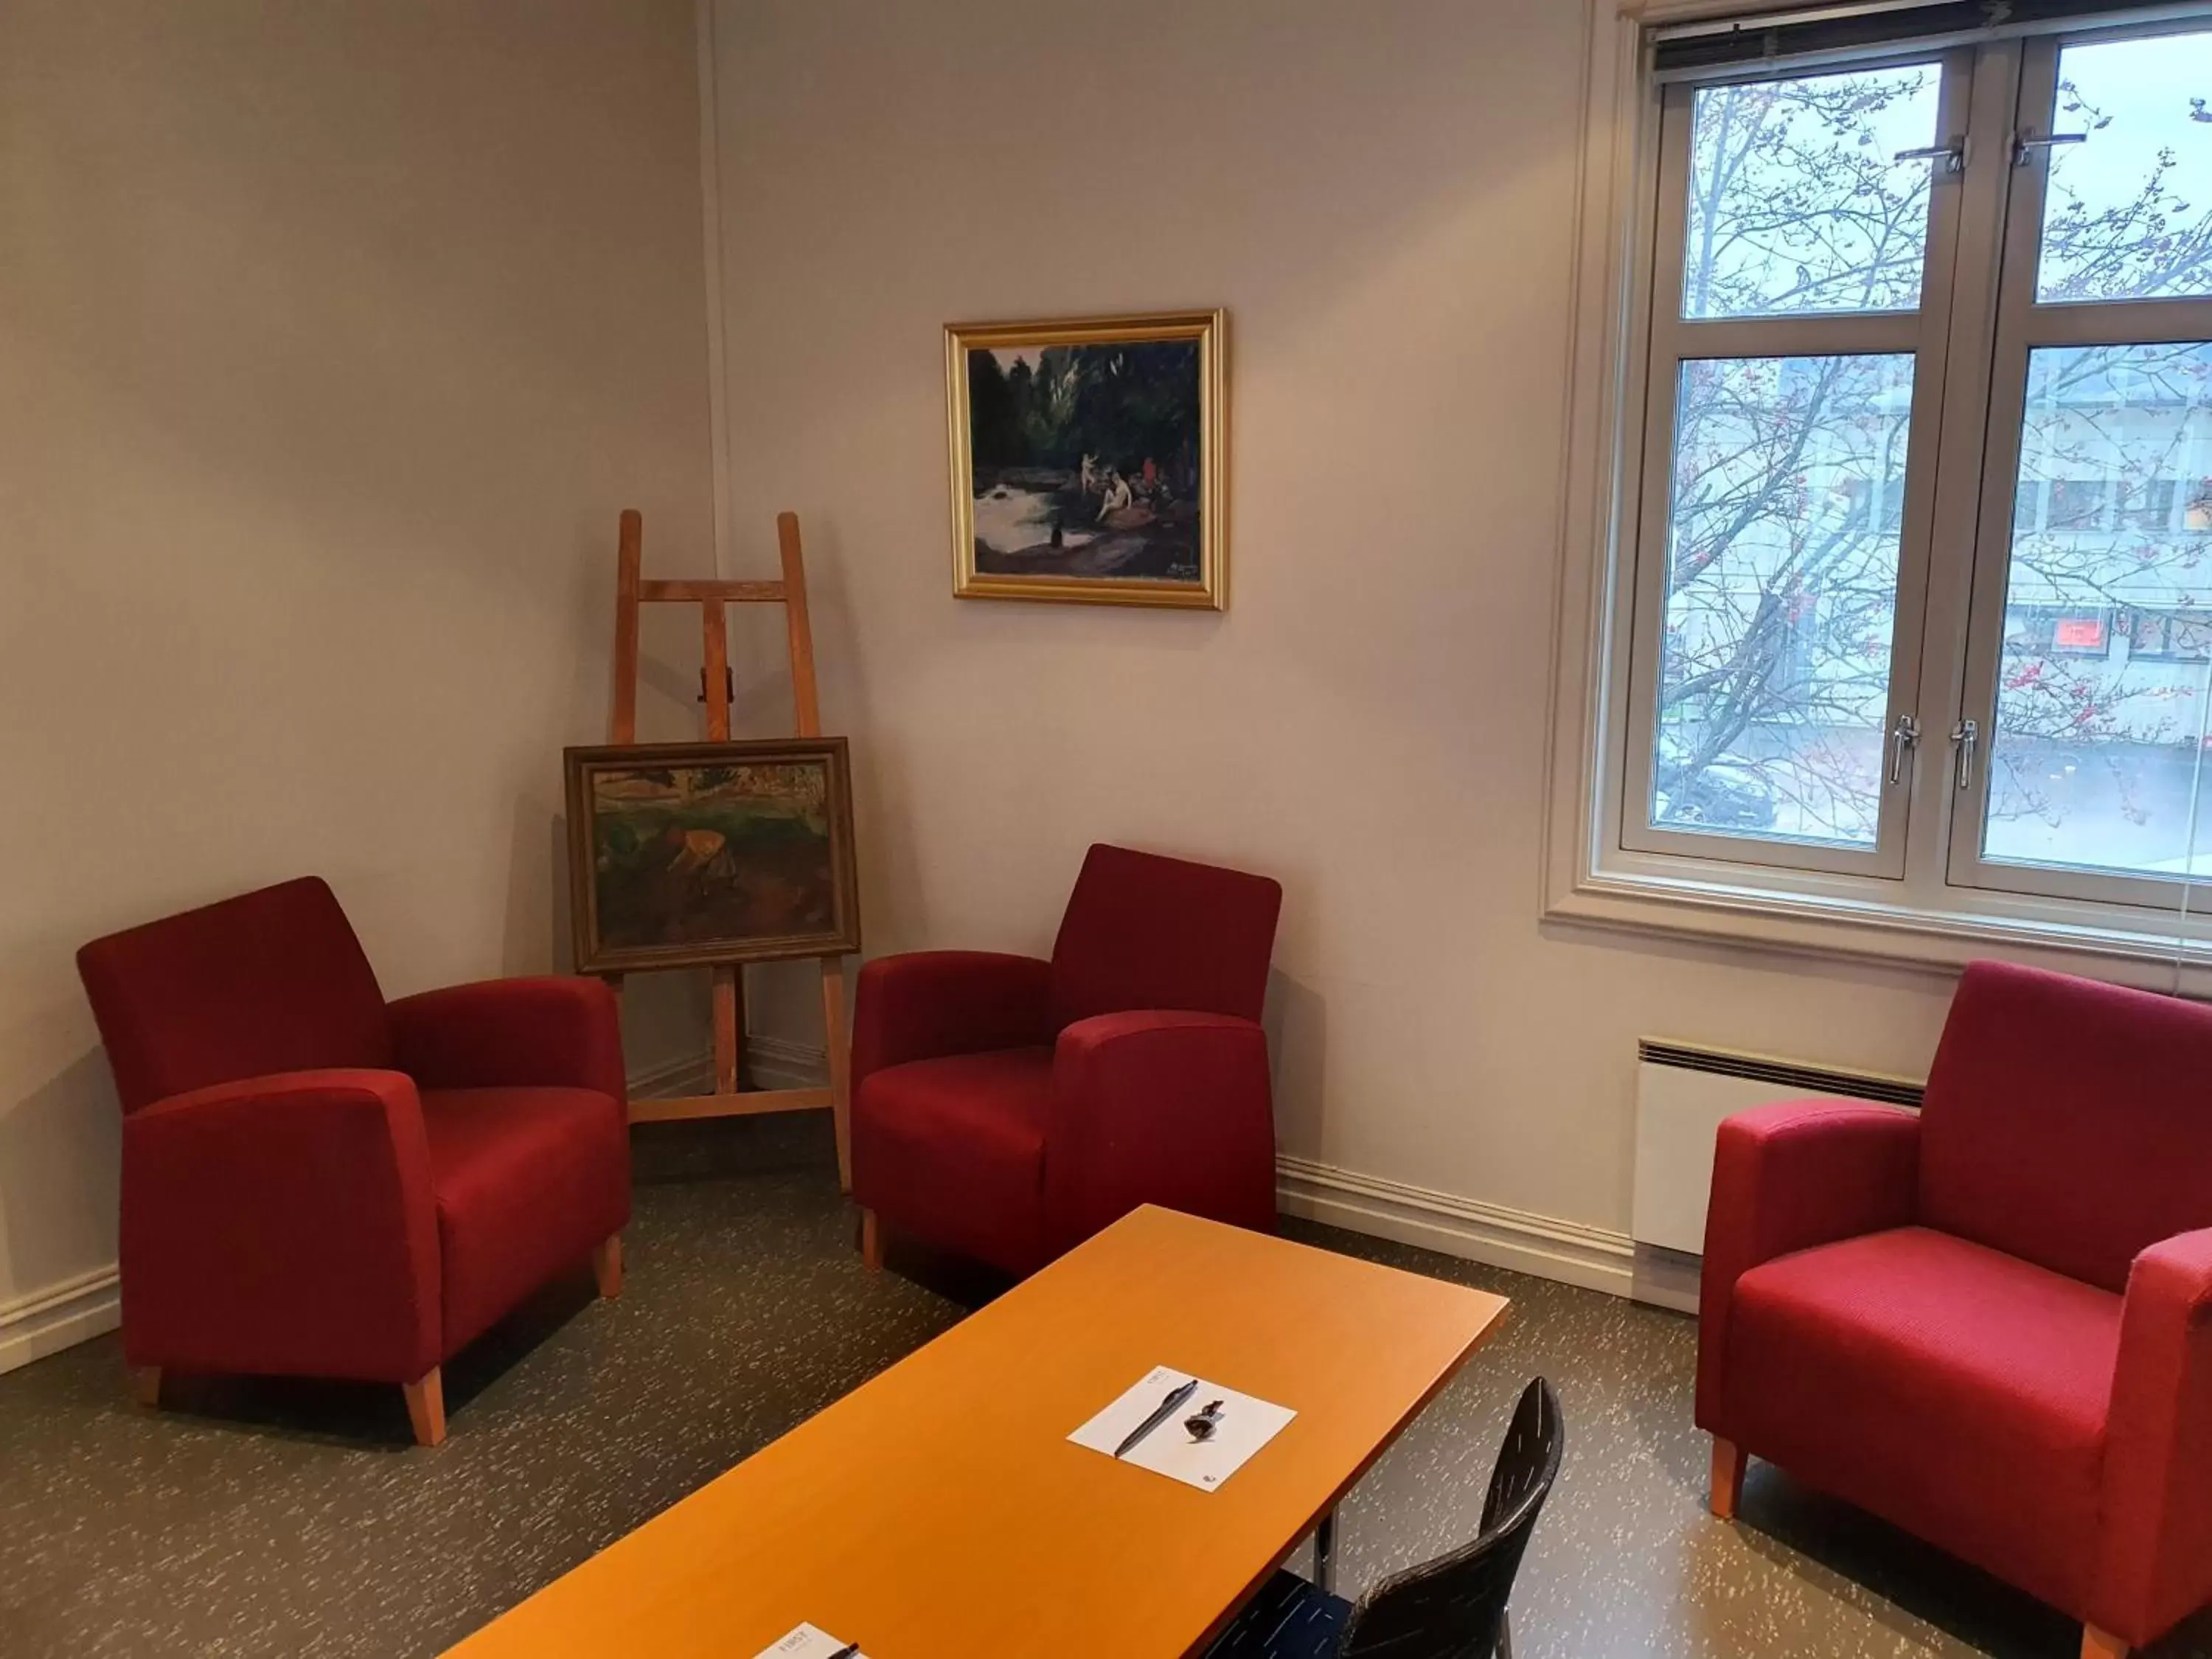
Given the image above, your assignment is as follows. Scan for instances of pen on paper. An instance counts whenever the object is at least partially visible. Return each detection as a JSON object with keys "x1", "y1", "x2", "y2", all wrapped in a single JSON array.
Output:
[{"x1": 1115, "y1": 1377, "x2": 1200, "y2": 1458}]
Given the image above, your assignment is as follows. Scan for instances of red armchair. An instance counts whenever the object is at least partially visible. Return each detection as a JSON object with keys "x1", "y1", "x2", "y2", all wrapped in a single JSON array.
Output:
[
  {"x1": 77, "y1": 877, "x2": 630, "y2": 1446},
  {"x1": 850, "y1": 844, "x2": 1282, "y2": 1276},
  {"x1": 1698, "y1": 960, "x2": 2212, "y2": 1659}
]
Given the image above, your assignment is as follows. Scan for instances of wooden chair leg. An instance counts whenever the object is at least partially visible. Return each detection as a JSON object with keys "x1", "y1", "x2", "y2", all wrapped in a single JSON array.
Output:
[
  {"x1": 1709, "y1": 1436, "x2": 1746, "y2": 1520},
  {"x1": 403, "y1": 1368, "x2": 446, "y2": 1448},
  {"x1": 592, "y1": 1234, "x2": 623, "y2": 1298},
  {"x1": 2081, "y1": 1627, "x2": 2129, "y2": 1659},
  {"x1": 859, "y1": 1208, "x2": 883, "y2": 1271},
  {"x1": 131, "y1": 1366, "x2": 162, "y2": 1408}
]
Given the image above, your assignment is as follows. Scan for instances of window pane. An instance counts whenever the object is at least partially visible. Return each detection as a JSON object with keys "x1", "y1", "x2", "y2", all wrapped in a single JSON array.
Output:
[
  {"x1": 1683, "y1": 64, "x2": 1942, "y2": 319},
  {"x1": 2037, "y1": 31, "x2": 2212, "y2": 305},
  {"x1": 1652, "y1": 354, "x2": 1916, "y2": 846},
  {"x1": 1983, "y1": 342, "x2": 2212, "y2": 877}
]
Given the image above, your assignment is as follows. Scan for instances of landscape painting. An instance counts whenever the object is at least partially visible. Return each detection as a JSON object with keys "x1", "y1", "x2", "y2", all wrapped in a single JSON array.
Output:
[
  {"x1": 564, "y1": 738, "x2": 860, "y2": 973},
  {"x1": 947, "y1": 310, "x2": 1225, "y2": 609}
]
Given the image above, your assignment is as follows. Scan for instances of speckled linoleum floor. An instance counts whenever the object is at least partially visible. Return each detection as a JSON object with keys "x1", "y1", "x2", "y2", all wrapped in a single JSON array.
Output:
[{"x1": 3, "y1": 1116, "x2": 2208, "y2": 1659}]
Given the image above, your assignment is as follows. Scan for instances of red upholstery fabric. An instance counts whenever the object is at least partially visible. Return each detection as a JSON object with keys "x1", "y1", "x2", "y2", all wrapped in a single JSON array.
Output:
[
  {"x1": 1044, "y1": 1011, "x2": 1276, "y2": 1257},
  {"x1": 80, "y1": 877, "x2": 631, "y2": 1399},
  {"x1": 1048, "y1": 844, "x2": 1282, "y2": 1028},
  {"x1": 850, "y1": 950, "x2": 1054, "y2": 1096},
  {"x1": 852, "y1": 1048, "x2": 1054, "y2": 1275},
  {"x1": 420, "y1": 1087, "x2": 630, "y2": 1354},
  {"x1": 1700, "y1": 960, "x2": 2212, "y2": 1649},
  {"x1": 851, "y1": 844, "x2": 1283, "y2": 1276},
  {"x1": 2094, "y1": 1227, "x2": 2212, "y2": 1642},
  {"x1": 1697, "y1": 1100, "x2": 1921, "y2": 1431},
  {"x1": 1722, "y1": 1227, "x2": 2121, "y2": 1615},
  {"x1": 77, "y1": 877, "x2": 391, "y2": 1112},
  {"x1": 1919, "y1": 959, "x2": 2212, "y2": 1293},
  {"x1": 118, "y1": 1069, "x2": 440, "y2": 1383},
  {"x1": 391, "y1": 976, "x2": 627, "y2": 1105}
]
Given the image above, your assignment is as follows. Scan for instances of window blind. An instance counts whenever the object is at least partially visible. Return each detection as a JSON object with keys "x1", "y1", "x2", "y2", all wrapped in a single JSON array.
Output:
[{"x1": 1653, "y1": 0, "x2": 2194, "y2": 73}]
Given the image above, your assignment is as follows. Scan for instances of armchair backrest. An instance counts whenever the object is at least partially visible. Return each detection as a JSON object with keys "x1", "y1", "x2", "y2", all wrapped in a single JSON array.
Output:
[
  {"x1": 1919, "y1": 959, "x2": 2212, "y2": 1293},
  {"x1": 1048, "y1": 844, "x2": 1282, "y2": 1029},
  {"x1": 77, "y1": 877, "x2": 392, "y2": 1113}
]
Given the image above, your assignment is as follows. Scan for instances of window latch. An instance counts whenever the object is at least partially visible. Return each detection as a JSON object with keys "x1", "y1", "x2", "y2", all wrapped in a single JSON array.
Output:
[
  {"x1": 1895, "y1": 139, "x2": 1967, "y2": 175},
  {"x1": 1950, "y1": 718, "x2": 1979, "y2": 792},
  {"x1": 2012, "y1": 131, "x2": 2088, "y2": 167},
  {"x1": 1889, "y1": 714, "x2": 1921, "y2": 785}
]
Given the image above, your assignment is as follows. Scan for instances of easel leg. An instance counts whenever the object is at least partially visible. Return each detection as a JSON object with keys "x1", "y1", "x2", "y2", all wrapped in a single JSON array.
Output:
[
  {"x1": 821, "y1": 958, "x2": 852, "y2": 1193},
  {"x1": 712, "y1": 965, "x2": 742, "y2": 1095}
]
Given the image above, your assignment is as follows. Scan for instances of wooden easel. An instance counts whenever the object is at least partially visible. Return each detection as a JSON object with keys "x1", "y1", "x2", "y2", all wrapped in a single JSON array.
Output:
[{"x1": 603, "y1": 507, "x2": 852, "y2": 1191}]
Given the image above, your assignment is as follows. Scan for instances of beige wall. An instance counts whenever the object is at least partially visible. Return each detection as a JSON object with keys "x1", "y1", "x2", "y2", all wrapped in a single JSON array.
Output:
[
  {"x1": 0, "y1": 1, "x2": 716, "y2": 1353},
  {"x1": 709, "y1": 0, "x2": 1963, "y2": 1244}
]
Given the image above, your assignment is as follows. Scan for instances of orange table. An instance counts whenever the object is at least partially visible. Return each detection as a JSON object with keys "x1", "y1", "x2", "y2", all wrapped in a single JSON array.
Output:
[{"x1": 445, "y1": 1205, "x2": 1509, "y2": 1658}]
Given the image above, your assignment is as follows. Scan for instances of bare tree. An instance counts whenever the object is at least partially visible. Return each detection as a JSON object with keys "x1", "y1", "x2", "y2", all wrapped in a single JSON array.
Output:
[{"x1": 1652, "y1": 60, "x2": 2212, "y2": 854}]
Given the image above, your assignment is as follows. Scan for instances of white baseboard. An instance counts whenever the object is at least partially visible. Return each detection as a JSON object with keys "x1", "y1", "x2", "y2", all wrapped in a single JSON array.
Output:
[
  {"x1": 744, "y1": 1034, "x2": 828, "y2": 1091},
  {"x1": 1276, "y1": 1155, "x2": 1636, "y2": 1299},
  {"x1": 0, "y1": 1265, "x2": 120, "y2": 1376},
  {"x1": 627, "y1": 1037, "x2": 827, "y2": 1096},
  {"x1": 627, "y1": 1049, "x2": 715, "y2": 1098}
]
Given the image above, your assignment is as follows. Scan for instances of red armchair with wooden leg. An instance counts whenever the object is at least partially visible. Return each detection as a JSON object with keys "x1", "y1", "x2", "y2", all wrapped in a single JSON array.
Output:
[
  {"x1": 850, "y1": 844, "x2": 1282, "y2": 1278},
  {"x1": 1697, "y1": 960, "x2": 2212, "y2": 1659},
  {"x1": 77, "y1": 877, "x2": 630, "y2": 1447}
]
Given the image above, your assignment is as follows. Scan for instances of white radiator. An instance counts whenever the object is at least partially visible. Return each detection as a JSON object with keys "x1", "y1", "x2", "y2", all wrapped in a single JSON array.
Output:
[{"x1": 1630, "y1": 1039, "x2": 1922, "y2": 1312}]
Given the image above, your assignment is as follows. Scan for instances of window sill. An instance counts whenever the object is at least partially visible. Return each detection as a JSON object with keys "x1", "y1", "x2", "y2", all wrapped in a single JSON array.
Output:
[{"x1": 1545, "y1": 858, "x2": 2212, "y2": 992}]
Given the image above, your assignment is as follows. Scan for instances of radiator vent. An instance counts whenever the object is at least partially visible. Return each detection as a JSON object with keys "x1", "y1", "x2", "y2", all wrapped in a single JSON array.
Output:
[
  {"x1": 1631, "y1": 1039, "x2": 1929, "y2": 1310},
  {"x1": 1634, "y1": 1039, "x2": 1924, "y2": 1109}
]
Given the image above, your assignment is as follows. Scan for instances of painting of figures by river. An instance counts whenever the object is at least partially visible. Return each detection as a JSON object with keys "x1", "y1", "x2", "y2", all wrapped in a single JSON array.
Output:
[
  {"x1": 948, "y1": 312, "x2": 1222, "y2": 607},
  {"x1": 967, "y1": 338, "x2": 1202, "y2": 583}
]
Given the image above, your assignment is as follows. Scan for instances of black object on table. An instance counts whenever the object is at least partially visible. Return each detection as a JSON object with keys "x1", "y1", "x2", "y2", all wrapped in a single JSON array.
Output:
[{"x1": 1115, "y1": 1377, "x2": 1200, "y2": 1459}]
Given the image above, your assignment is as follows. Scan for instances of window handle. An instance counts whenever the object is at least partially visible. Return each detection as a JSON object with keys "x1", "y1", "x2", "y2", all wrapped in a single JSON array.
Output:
[
  {"x1": 2013, "y1": 131, "x2": 2088, "y2": 167},
  {"x1": 1889, "y1": 714, "x2": 1921, "y2": 785},
  {"x1": 1950, "y1": 719, "x2": 1978, "y2": 792},
  {"x1": 1895, "y1": 139, "x2": 1966, "y2": 175}
]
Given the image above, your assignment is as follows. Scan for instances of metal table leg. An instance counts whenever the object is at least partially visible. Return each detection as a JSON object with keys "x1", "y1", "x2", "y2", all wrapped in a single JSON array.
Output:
[{"x1": 1313, "y1": 1506, "x2": 1338, "y2": 1594}]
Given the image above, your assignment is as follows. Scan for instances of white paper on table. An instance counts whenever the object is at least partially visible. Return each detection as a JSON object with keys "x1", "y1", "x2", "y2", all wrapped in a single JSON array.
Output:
[
  {"x1": 752, "y1": 1622, "x2": 866, "y2": 1659},
  {"x1": 1068, "y1": 1365, "x2": 1296, "y2": 1492}
]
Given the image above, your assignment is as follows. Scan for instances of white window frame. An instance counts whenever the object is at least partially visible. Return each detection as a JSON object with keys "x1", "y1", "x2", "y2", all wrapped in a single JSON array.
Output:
[{"x1": 1541, "y1": 0, "x2": 2212, "y2": 989}]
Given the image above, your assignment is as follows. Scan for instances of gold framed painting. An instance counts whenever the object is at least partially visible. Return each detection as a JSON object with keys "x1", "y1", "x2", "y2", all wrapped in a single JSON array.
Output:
[
  {"x1": 563, "y1": 738, "x2": 861, "y2": 974},
  {"x1": 946, "y1": 308, "x2": 1227, "y2": 610}
]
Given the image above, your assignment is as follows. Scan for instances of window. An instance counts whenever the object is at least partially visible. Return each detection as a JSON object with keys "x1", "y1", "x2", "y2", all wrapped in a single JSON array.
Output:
[{"x1": 1573, "y1": 4, "x2": 2212, "y2": 962}]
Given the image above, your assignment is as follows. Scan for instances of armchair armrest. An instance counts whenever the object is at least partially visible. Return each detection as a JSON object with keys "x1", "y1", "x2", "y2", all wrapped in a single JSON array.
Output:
[
  {"x1": 852, "y1": 950, "x2": 1054, "y2": 1092},
  {"x1": 120, "y1": 1069, "x2": 440, "y2": 1383},
  {"x1": 1697, "y1": 1099, "x2": 1920, "y2": 1433},
  {"x1": 2092, "y1": 1226, "x2": 2212, "y2": 1648},
  {"x1": 387, "y1": 975, "x2": 625, "y2": 1105},
  {"x1": 1043, "y1": 1010, "x2": 1276, "y2": 1256}
]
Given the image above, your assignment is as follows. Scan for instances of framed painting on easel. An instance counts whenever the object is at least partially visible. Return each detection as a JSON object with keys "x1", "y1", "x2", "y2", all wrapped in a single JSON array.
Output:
[
  {"x1": 564, "y1": 737, "x2": 860, "y2": 976},
  {"x1": 588, "y1": 507, "x2": 856, "y2": 1190}
]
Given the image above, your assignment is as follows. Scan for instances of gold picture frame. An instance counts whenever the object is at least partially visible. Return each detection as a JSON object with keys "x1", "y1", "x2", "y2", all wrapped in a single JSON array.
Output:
[
  {"x1": 946, "y1": 308, "x2": 1227, "y2": 610},
  {"x1": 563, "y1": 738, "x2": 861, "y2": 975}
]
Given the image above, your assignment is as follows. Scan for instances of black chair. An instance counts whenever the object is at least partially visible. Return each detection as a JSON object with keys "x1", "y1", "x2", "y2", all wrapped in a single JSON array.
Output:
[{"x1": 1206, "y1": 1377, "x2": 1565, "y2": 1659}]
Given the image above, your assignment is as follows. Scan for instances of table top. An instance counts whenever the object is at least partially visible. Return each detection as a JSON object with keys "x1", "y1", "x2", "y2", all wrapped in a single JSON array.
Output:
[{"x1": 444, "y1": 1206, "x2": 1511, "y2": 1659}]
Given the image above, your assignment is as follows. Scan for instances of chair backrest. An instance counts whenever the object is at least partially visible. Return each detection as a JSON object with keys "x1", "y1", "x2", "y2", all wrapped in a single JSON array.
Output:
[
  {"x1": 76, "y1": 877, "x2": 392, "y2": 1113},
  {"x1": 1339, "y1": 1377, "x2": 1564, "y2": 1659},
  {"x1": 1048, "y1": 844, "x2": 1282, "y2": 1029},
  {"x1": 1919, "y1": 959, "x2": 2212, "y2": 1293}
]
